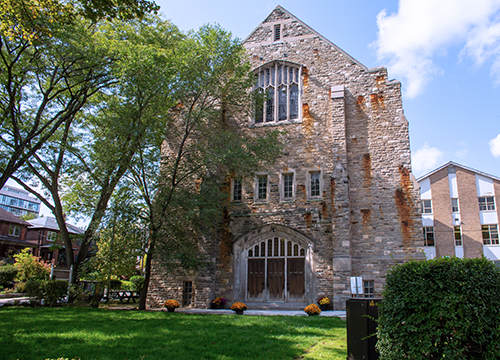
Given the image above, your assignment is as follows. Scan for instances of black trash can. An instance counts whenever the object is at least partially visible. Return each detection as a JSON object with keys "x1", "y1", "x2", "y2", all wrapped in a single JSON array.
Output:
[{"x1": 346, "y1": 298, "x2": 381, "y2": 360}]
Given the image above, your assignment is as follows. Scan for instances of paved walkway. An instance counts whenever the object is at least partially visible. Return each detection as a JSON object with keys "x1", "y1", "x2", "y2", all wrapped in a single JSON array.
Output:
[
  {"x1": 174, "y1": 308, "x2": 346, "y2": 319},
  {"x1": 0, "y1": 296, "x2": 346, "y2": 319}
]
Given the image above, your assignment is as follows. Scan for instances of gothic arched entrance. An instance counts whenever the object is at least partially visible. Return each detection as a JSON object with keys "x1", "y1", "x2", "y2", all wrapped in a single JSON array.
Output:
[{"x1": 233, "y1": 224, "x2": 316, "y2": 304}]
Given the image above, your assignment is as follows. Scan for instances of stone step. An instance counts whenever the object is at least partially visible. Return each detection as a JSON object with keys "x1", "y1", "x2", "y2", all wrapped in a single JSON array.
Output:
[{"x1": 244, "y1": 302, "x2": 307, "y2": 311}]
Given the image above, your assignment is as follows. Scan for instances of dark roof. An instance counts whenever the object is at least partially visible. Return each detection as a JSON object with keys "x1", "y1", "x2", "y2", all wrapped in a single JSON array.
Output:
[
  {"x1": 0, "y1": 235, "x2": 37, "y2": 247},
  {"x1": 0, "y1": 207, "x2": 30, "y2": 226},
  {"x1": 28, "y1": 217, "x2": 84, "y2": 235}
]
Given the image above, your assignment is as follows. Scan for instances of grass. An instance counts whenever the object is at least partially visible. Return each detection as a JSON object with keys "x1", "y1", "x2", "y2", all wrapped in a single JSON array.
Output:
[{"x1": 0, "y1": 307, "x2": 346, "y2": 360}]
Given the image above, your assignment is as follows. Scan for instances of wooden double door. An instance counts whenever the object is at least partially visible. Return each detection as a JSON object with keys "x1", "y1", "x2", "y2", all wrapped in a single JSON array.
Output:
[{"x1": 247, "y1": 257, "x2": 305, "y2": 301}]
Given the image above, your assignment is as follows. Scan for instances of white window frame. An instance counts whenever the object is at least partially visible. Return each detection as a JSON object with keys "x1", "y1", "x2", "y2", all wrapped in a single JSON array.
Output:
[
  {"x1": 451, "y1": 198, "x2": 459, "y2": 213},
  {"x1": 8, "y1": 224, "x2": 20, "y2": 237},
  {"x1": 421, "y1": 200, "x2": 433, "y2": 214},
  {"x1": 479, "y1": 196, "x2": 495, "y2": 211},
  {"x1": 252, "y1": 60, "x2": 302, "y2": 126},
  {"x1": 231, "y1": 178, "x2": 243, "y2": 203},
  {"x1": 254, "y1": 173, "x2": 269, "y2": 203},
  {"x1": 423, "y1": 227, "x2": 435, "y2": 246},
  {"x1": 483, "y1": 224, "x2": 499, "y2": 245}
]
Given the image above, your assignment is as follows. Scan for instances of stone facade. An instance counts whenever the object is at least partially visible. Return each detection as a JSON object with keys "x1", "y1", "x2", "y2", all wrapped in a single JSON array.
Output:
[{"x1": 148, "y1": 6, "x2": 424, "y2": 310}]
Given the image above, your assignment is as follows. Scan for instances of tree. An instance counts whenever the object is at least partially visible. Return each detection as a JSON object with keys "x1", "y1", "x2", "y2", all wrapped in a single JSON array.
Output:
[
  {"x1": 0, "y1": 0, "x2": 161, "y2": 189},
  {"x1": 133, "y1": 24, "x2": 284, "y2": 310},
  {"x1": 0, "y1": 0, "x2": 159, "y2": 42},
  {"x1": 0, "y1": 17, "x2": 116, "y2": 189}
]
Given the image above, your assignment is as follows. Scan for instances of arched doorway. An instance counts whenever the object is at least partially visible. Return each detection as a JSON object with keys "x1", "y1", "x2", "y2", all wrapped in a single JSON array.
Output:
[{"x1": 233, "y1": 224, "x2": 316, "y2": 304}]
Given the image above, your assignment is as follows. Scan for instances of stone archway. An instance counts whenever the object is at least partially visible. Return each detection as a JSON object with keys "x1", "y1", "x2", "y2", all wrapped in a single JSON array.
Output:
[{"x1": 233, "y1": 224, "x2": 316, "y2": 304}]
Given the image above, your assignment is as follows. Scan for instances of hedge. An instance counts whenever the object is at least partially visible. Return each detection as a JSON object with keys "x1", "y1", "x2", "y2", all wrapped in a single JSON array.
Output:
[{"x1": 377, "y1": 257, "x2": 500, "y2": 359}]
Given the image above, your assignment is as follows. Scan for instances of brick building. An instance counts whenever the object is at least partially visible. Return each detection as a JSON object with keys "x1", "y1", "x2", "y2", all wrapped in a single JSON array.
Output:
[
  {"x1": 0, "y1": 208, "x2": 34, "y2": 261},
  {"x1": 149, "y1": 6, "x2": 424, "y2": 310},
  {"x1": 418, "y1": 161, "x2": 500, "y2": 262}
]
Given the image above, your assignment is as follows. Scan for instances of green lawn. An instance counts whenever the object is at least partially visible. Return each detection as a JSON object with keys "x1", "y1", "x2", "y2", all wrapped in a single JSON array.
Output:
[{"x1": 0, "y1": 307, "x2": 346, "y2": 360}]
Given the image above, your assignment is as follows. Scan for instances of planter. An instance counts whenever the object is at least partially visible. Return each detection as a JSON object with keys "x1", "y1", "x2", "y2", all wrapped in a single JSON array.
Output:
[
  {"x1": 308, "y1": 313, "x2": 319, "y2": 316},
  {"x1": 213, "y1": 304, "x2": 224, "y2": 309},
  {"x1": 167, "y1": 308, "x2": 175, "y2": 313},
  {"x1": 320, "y1": 304, "x2": 328, "y2": 311},
  {"x1": 234, "y1": 310, "x2": 244, "y2": 315}
]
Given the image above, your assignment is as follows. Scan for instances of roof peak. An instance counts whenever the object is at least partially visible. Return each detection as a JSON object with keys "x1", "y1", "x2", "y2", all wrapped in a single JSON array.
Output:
[{"x1": 417, "y1": 161, "x2": 500, "y2": 182}]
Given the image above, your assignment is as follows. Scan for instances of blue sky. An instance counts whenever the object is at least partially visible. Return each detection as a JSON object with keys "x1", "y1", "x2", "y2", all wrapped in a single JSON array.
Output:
[{"x1": 156, "y1": 0, "x2": 500, "y2": 178}]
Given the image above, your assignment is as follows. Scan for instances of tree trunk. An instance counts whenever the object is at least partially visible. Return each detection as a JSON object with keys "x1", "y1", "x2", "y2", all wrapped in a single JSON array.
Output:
[{"x1": 139, "y1": 241, "x2": 155, "y2": 310}]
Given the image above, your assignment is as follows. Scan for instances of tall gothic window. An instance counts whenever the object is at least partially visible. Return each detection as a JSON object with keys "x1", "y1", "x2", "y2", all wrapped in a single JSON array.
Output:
[{"x1": 254, "y1": 61, "x2": 301, "y2": 124}]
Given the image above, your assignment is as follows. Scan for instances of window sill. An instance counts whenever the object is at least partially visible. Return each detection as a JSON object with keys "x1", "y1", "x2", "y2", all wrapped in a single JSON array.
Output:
[
  {"x1": 250, "y1": 119, "x2": 302, "y2": 128},
  {"x1": 307, "y1": 198, "x2": 323, "y2": 202}
]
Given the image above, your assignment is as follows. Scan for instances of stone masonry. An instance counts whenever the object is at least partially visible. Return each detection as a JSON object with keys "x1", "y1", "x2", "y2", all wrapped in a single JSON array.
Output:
[{"x1": 148, "y1": 6, "x2": 424, "y2": 311}]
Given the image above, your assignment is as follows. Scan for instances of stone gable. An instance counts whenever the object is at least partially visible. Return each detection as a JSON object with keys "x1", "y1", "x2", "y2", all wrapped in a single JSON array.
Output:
[{"x1": 149, "y1": 6, "x2": 424, "y2": 311}]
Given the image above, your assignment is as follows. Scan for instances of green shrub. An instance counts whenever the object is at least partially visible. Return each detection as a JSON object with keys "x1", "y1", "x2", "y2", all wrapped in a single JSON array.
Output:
[
  {"x1": 109, "y1": 279, "x2": 122, "y2": 290},
  {"x1": 25, "y1": 280, "x2": 45, "y2": 302},
  {"x1": 130, "y1": 276, "x2": 144, "y2": 292},
  {"x1": 377, "y1": 257, "x2": 500, "y2": 360},
  {"x1": 25, "y1": 279, "x2": 68, "y2": 306},
  {"x1": 44, "y1": 280, "x2": 68, "y2": 306},
  {"x1": 15, "y1": 282, "x2": 27, "y2": 293},
  {"x1": 0, "y1": 264, "x2": 18, "y2": 287},
  {"x1": 13, "y1": 249, "x2": 50, "y2": 282}
]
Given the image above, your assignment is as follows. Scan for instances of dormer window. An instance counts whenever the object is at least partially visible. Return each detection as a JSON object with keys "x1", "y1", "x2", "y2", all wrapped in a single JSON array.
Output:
[{"x1": 253, "y1": 61, "x2": 301, "y2": 125}]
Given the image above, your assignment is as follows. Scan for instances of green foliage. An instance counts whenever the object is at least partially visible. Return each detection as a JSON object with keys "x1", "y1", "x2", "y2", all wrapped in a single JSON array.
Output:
[
  {"x1": 44, "y1": 280, "x2": 69, "y2": 306},
  {"x1": 109, "y1": 279, "x2": 122, "y2": 290},
  {"x1": 377, "y1": 257, "x2": 500, "y2": 360},
  {"x1": 25, "y1": 279, "x2": 68, "y2": 306},
  {"x1": 25, "y1": 280, "x2": 45, "y2": 301},
  {"x1": 0, "y1": 264, "x2": 18, "y2": 287},
  {"x1": 130, "y1": 276, "x2": 144, "y2": 292},
  {"x1": 13, "y1": 249, "x2": 51, "y2": 283}
]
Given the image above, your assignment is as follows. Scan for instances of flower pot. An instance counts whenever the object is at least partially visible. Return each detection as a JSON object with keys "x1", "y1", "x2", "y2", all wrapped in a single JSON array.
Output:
[
  {"x1": 167, "y1": 308, "x2": 175, "y2": 313},
  {"x1": 213, "y1": 304, "x2": 224, "y2": 309},
  {"x1": 235, "y1": 310, "x2": 244, "y2": 315},
  {"x1": 320, "y1": 304, "x2": 328, "y2": 311},
  {"x1": 308, "y1": 313, "x2": 319, "y2": 316}
]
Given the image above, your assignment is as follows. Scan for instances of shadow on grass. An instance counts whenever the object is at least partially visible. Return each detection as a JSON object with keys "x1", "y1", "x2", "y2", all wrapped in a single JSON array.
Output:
[{"x1": 0, "y1": 307, "x2": 346, "y2": 360}]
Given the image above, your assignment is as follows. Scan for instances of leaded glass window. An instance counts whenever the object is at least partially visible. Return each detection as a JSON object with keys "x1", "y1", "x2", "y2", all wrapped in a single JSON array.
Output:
[{"x1": 253, "y1": 61, "x2": 301, "y2": 124}]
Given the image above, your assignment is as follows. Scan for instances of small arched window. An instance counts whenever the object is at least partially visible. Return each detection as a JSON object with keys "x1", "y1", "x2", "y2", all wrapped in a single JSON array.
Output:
[{"x1": 253, "y1": 61, "x2": 301, "y2": 124}]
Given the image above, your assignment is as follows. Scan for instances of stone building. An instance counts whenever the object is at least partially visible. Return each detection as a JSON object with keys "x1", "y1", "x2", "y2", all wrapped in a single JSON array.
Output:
[
  {"x1": 418, "y1": 161, "x2": 500, "y2": 262},
  {"x1": 149, "y1": 6, "x2": 424, "y2": 310}
]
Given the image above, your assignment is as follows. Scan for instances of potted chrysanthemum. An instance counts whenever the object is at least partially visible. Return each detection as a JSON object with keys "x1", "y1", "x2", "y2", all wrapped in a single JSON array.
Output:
[
  {"x1": 164, "y1": 299, "x2": 180, "y2": 312},
  {"x1": 304, "y1": 303, "x2": 321, "y2": 316},
  {"x1": 230, "y1": 302, "x2": 248, "y2": 315},
  {"x1": 317, "y1": 296, "x2": 331, "y2": 311},
  {"x1": 212, "y1": 296, "x2": 226, "y2": 309}
]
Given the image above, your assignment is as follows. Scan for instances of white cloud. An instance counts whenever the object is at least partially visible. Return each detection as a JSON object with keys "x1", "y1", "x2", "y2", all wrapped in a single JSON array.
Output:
[
  {"x1": 374, "y1": 0, "x2": 500, "y2": 97},
  {"x1": 490, "y1": 133, "x2": 500, "y2": 157},
  {"x1": 455, "y1": 148, "x2": 469, "y2": 158},
  {"x1": 412, "y1": 143, "x2": 445, "y2": 174}
]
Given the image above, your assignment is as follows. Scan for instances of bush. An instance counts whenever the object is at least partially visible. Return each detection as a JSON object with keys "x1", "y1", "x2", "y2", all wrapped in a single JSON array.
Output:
[
  {"x1": 0, "y1": 264, "x2": 18, "y2": 287},
  {"x1": 130, "y1": 276, "x2": 144, "y2": 292},
  {"x1": 25, "y1": 279, "x2": 45, "y2": 302},
  {"x1": 109, "y1": 279, "x2": 122, "y2": 290},
  {"x1": 13, "y1": 249, "x2": 50, "y2": 282},
  {"x1": 377, "y1": 257, "x2": 500, "y2": 360},
  {"x1": 25, "y1": 279, "x2": 68, "y2": 306},
  {"x1": 44, "y1": 280, "x2": 68, "y2": 306}
]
